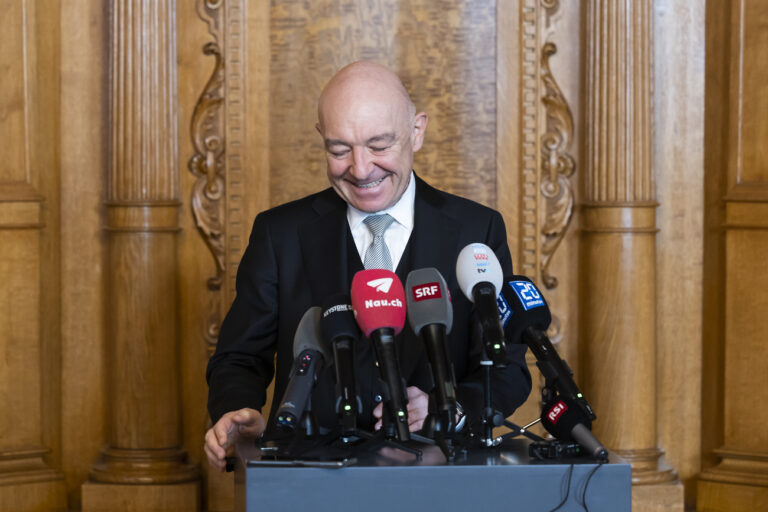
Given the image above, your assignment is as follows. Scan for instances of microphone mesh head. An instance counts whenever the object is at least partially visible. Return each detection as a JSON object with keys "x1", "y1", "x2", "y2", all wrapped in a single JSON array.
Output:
[
  {"x1": 350, "y1": 269, "x2": 406, "y2": 337},
  {"x1": 455, "y1": 243, "x2": 503, "y2": 301},
  {"x1": 320, "y1": 293, "x2": 359, "y2": 344},
  {"x1": 405, "y1": 267, "x2": 453, "y2": 335},
  {"x1": 499, "y1": 275, "x2": 552, "y2": 335},
  {"x1": 292, "y1": 306, "x2": 331, "y2": 361},
  {"x1": 540, "y1": 396, "x2": 592, "y2": 441}
]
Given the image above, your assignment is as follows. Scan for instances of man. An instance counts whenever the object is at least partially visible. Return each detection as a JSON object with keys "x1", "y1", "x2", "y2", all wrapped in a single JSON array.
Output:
[{"x1": 204, "y1": 62, "x2": 530, "y2": 470}]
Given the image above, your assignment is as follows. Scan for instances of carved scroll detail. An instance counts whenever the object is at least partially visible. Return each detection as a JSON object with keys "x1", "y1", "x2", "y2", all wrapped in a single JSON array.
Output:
[
  {"x1": 189, "y1": 42, "x2": 225, "y2": 290},
  {"x1": 191, "y1": 1, "x2": 225, "y2": 351},
  {"x1": 539, "y1": 42, "x2": 575, "y2": 291}
]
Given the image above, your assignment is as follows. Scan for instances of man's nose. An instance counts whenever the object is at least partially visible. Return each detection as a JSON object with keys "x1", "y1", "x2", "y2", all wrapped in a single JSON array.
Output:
[{"x1": 349, "y1": 146, "x2": 372, "y2": 178}]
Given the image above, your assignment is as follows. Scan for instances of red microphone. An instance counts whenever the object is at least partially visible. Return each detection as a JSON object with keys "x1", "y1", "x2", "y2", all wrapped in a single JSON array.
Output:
[{"x1": 350, "y1": 269, "x2": 410, "y2": 441}]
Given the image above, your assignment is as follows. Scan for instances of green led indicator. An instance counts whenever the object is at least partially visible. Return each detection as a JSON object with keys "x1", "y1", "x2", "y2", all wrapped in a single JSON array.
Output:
[
  {"x1": 344, "y1": 404, "x2": 352, "y2": 411},
  {"x1": 577, "y1": 393, "x2": 583, "y2": 398},
  {"x1": 397, "y1": 411, "x2": 405, "y2": 417},
  {"x1": 493, "y1": 343, "x2": 501, "y2": 350}
]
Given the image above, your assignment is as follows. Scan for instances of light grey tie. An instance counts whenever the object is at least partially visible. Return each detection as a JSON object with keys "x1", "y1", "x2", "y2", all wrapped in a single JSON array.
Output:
[{"x1": 363, "y1": 214, "x2": 395, "y2": 271}]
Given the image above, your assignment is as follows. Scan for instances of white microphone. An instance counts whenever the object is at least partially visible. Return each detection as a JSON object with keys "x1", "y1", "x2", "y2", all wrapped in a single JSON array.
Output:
[{"x1": 456, "y1": 243, "x2": 507, "y2": 366}]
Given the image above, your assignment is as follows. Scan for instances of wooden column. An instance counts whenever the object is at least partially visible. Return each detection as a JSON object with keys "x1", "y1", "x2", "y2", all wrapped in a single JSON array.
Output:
[
  {"x1": 579, "y1": 1, "x2": 681, "y2": 508},
  {"x1": 81, "y1": 1, "x2": 199, "y2": 509}
]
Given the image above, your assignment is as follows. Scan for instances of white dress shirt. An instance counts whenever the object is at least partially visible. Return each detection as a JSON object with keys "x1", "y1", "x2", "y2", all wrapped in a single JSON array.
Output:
[{"x1": 347, "y1": 171, "x2": 416, "y2": 271}]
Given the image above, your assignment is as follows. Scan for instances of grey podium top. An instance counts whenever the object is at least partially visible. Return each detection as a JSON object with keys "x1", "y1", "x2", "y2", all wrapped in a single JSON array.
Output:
[{"x1": 234, "y1": 438, "x2": 631, "y2": 512}]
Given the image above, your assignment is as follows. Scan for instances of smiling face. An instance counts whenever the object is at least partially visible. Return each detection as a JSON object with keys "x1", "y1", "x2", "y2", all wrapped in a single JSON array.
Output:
[{"x1": 317, "y1": 62, "x2": 428, "y2": 213}]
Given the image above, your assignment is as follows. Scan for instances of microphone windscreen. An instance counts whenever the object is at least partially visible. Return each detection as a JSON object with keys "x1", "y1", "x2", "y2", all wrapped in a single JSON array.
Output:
[
  {"x1": 455, "y1": 243, "x2": 503, "y2": 302},
  {"x1": 350, "y1": 269, "x2": 407, "y2": 337},
  {"x1": 498, "y1": 275, "x2": 551, "y2": 332},
  {"x1": 292, "y1": 306, "x2": 331, "y2": 361},
  {"x1": 540, "y1": 396, "x2": 592, "y2": 441},
  {"x1": 405, "y1": 267, "x2": 453, "y2": 335},
  {"x1": 320, "y1": 293, "x2": 360, "y2": 344}
]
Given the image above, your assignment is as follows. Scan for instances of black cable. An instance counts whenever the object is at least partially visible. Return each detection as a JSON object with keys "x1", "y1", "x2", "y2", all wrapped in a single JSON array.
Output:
[
  {"x1": 579, "y1": 461, "x2": 604, "y2": 512},
  {"x1": 549, "y1": 463, "x2": 574, "y2": 512}
]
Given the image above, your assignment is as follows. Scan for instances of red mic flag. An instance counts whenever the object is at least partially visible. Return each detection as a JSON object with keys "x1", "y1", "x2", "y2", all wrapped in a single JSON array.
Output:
[{"x1": 350, "y1": 269, "x2": 406, "y2": 338}]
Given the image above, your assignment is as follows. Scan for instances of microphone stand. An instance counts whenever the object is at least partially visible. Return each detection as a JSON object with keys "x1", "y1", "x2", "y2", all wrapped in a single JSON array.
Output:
[
  {"x1": 295, "y1": 382, "x2": 423, "y2": 460},
  {"x1": 474, "y1": 346, "x2": 503, "y2": 447},
  {"x1": 472, "y1": 346, "x2": 546, "y2": 447},
  {"x1": 422, "y1": 410, "x2": 460, "y2": 462}
]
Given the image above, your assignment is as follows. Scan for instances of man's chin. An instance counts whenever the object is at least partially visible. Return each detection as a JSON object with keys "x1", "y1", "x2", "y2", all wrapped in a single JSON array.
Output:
[{"x1": 343, "y1": 189, "x2": 394, "y2": 213}]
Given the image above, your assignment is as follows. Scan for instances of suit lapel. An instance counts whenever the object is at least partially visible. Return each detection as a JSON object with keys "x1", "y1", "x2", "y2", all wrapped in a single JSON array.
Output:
[
  {"x1": 298, "y1": 189, "x2": 353, "y2": 305},
  {"x1": 409, "y1": 175, "x2": 459, "y2": 291},
  {"x1": 398, "y1": 176, "x2": 460, "y2": 378}
]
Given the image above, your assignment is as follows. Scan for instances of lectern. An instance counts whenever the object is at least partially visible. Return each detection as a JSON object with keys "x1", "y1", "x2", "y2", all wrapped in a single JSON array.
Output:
[{"x1": 234, "y1": 439, "x2": 631, "y2": 511}]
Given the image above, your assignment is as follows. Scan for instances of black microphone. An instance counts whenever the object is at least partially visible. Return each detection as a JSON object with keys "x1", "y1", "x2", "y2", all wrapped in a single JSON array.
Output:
[
  {"x1": 499, "y1": 275, "x2": 593, "y2": 416},
  {"x1": 456, "y1": 243, "x2": 507, "y2": 366},
  {"x1": 541, "y1": 396, "x2": 608, "y2": 461},
  {"x1": 320, "y1": 294, "x2": 362, "y2": 433},
  {"x1": 499, "y1": 275, "x2": 608, "y2": 460},
  {"x1": 405, "y1": 268, "x2": 458, "y2": 434},
  {"x1": 274, "y1": 307, "x2": 330, "y2": 433}
]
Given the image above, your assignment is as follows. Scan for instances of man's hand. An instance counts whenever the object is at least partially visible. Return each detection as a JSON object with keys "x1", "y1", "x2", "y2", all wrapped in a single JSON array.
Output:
[
  {"x1": 373, "y1": 386, "x2": 429, "y2": 432},
  {"x1": 204, "y1": 408, "x2": 266, "y2": 471}
]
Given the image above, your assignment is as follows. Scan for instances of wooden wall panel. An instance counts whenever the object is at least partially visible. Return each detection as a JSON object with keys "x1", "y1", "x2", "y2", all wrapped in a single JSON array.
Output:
[
  {"x1": 738, "y1": 1, "x2": 768, "y2": 185},
  {"x1": 59, "y1": 1, "x2": 108, "y2": 508},
  {"x1": 182, "y1": 1, "x2": 272, "y2": 510},
  {"x1": 269, "y1": 0, "x2": 498, "y2": 209},
  {"x1": 698, "y1": 0, "x2": 768, "y2": 509},
  {"x1": 0, "y1": 229, "x2": 42, "y2": 444},
  {"x1": 0, "y1": 0, "x2": 711, "y2": 509},
  {"x1": 0, "y1": 0, "x2": 27, "y2": 184},
  {"x1": 653, "y1": 1, "x2": 704, "y2": 507},
  {"x1": 0, "y1": 0, "x2": 66, "y2": 510}
]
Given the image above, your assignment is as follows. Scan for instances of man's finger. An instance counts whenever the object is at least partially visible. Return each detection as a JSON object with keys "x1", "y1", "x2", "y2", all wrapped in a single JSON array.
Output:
[
  {"x1": 213, "y1": 419, "x2": 234, "y2": 447},
  {"x1": 205, "y1": 429, "x2": 226, "y2": 459},
  {"x1": 409, "y1": 417, "x2": 426, "y2": 431},
  {"x1": 203, "y1": 443, "x2": 225, "y2": 471},
  {"x1": 373, "y1": 402, "x2": 383, "y2": 419},
  {"x1": 204, "y1": 436, "x2": 226, "y2": 470}
]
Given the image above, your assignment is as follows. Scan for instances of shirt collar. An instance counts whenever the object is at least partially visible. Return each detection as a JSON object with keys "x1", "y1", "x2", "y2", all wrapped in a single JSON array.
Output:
[{"x1": 347, "y1": 171, "x2": 416, "y2": 230}]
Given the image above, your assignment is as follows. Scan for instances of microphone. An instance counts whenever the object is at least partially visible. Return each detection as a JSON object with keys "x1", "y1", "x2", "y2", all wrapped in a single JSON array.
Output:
[
  {"x1": 405, "y1": 267, "x2": 458, "y2": 433},
  {"x1": 499, "y1": 275, "x2": 607, "y2": 460},
  {"x1": 499, "y1": 275, "x2": 594, "y2": 416},
  {"x1": 456, "y1": 243, "x2": 507, "y2": 365},
  {"x1": 541, "y1": 396, "x2": 608, "y2": 461},
  {"x1": 274, "y1": 307, "x2": 330, "y2": 433},
  {"x1": 350, "y1": 269, "x2": 410, "y2": 441},
  {"x1": 320, "y1": 294, "x2": 362, "y2": 433}
]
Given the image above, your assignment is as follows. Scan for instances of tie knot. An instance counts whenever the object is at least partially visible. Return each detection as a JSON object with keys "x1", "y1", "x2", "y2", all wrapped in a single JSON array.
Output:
[{"x1": 363, "y1": 214, "x2": 395, "y2": 237}]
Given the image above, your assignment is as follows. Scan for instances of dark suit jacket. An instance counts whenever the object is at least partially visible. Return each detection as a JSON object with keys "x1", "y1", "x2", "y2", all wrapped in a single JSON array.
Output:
[{"x1": 206, "y1": 175, "x2": 531, "y2": 430}]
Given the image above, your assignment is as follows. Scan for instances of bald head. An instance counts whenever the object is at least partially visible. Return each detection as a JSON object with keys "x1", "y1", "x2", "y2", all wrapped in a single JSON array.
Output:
[
  {"x1": 316, "y1": 62, "x2": 428, "y2": 213},
  {"x1": 318, "y1": 62, "x2": 416, "y2": 131}
]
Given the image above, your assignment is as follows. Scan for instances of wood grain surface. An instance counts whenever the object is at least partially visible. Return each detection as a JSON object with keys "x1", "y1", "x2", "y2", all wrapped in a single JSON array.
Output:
[
  {"x1": 699, "y1": 2, "x2": 768, "y2": 508},
  {"x1": 269, "y1": 0, "x2": 498, "y2": 208}
]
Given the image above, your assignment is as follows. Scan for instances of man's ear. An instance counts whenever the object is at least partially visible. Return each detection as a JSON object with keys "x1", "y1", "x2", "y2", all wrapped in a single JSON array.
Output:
[{"x1": 411, "y1": 112, "x2": 428, "y2": 152}]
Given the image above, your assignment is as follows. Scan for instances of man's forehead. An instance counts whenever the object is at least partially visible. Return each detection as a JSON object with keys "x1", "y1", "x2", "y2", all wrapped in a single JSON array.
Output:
[
  {"x1": 321, "y1": 96, "x2": 408, "y2": 137},
  {"x1": 319, "y1": 70, "x2": 413, "y2": 126},
  {"x1": 324, "y1": 132, "x2": 397, "y2": 148}
]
